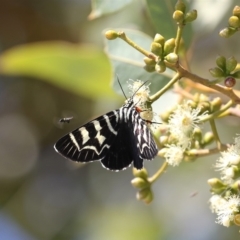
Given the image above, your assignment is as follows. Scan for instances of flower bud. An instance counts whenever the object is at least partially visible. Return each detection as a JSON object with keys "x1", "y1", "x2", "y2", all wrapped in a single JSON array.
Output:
[
  {"x1": 193, "y1": 128, "x2": 202, "y2": 142},
  {"x1": 188, "y1": 99, "x2": 198, "y2": 108},
  {"x1": 208, "y1": 178, "x2": 226, "y2": 188},
  {"x1": 159, "y1": 136, "x2": 168, "y2": 146},
  {"x1": 175, "y1": 0, "x2": 186, "y2": 13},
  {"x1": 216, "y1": 56, "x2": 226, "y2": 70},
  {"x1": 226, "y1": 56, "x2": 237, "y2": 73},
  {"x1": 164, "y1": 38, "x2": 175, "y2": 55},
  {"x1": 234, "y1": 214, "x2": 240, "y2": 226},
  {"x1": 203, "y1": 132, "x2": 214, "y2": 145},
  {"x1": 151, "y1": 42, "x2": 162, "y2": 56},
  {"x1": 211, "y1": 97, "x2": 222, "y2": 112},
  {"x1": 144, "y1": 65, "x2": 155, "y2": 72},
  {"x1": 137, "y1": 188, "x2": 153, "y2": 204},
  {"x1": 209, "y1": 67, "x2": 224, "y2": 78},
  {"x1": 219, "y1": 27, "x2": 237, "y2": 38},
  {"x1": 155, "y1": 60, "x2": 166, "y2": 73},
  {"x1": 159, "y1": 109, "x2": 172, "y2": 122},
  {"x1": 142, "y1": 189, "x2": 153, "y2": 204},
  {"x1": 184, "y1": 10, "x2": 197, "y2": 23},
  {"x1": 105, "y1": 30, "x2": 118, "y2": 40},
  {"x1": 153, "y1": 33, "x2": 165, "y2": 46},
  {"x1": 198, "y1": 101, "x2": 211, "y2": 114},
  {"x1": 165, "y1": 53, "x2": 178, "y2": 63},
  {"x1": 136, "y1": 188, "x2": 149, "y2": 200},
  {"x1": 173, "y1": 10, "x2": 184, "y2": 23},
  {"x1": 158, "y1": 148, "x2": 167, "y2": 157},
  {"x1": 132, "y1": 167, "x2": 148, "y2": 179},
  {"x1": 230, "y1": 180, "x2": 240, "y2": 192},
  {"x1": 232, "y1": 70, "x2": 240, "y2": 78},
  {"x1": 224, "y1": 76, "x2": 236, "y2": 87},
  {"x1": 143, "y1": 57, "x2": 155, "y2": 66},
  {"x1": 233, "y1": 6, "x2": 240, "y2": 18},
  {"x1": 199, "y1": 93, "x2": 209, "y2": 102},
  {"x1": 131, "y1": 177, "x2": 149, "y2": 189},
  {"x1": 228, "y1": 16, "x2": 240, "y2": 28}
]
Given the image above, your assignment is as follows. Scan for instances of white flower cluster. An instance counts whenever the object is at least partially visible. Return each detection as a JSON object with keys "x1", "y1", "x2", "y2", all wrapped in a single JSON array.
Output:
[
  {"x1": 209, "y1": 194, "x2": 240, "y2": 227},
  {"x1": 128, "y1": 79, "x2": 153, "y2": 122},
  {"x1": 164, "y1": 102, "x2": 203, "y2": 166},
  {"x1": 215, "y1": 136, "x2": 240, "y2": 184}
]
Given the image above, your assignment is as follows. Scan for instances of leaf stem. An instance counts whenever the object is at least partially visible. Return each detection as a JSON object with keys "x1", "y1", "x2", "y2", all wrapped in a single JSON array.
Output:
[
  {"x1": 117, "y1": 31, "x2": 157, "y2": 60},
  {"x1": 200, "y1": 100, "x2": 234, "y2": 122},
  {"x1": 148, "y1": 161, "x2": 168, "y2": 183},
  {"x1": 209, "y1": 119, "x2": 223, "y2": 150},
  {"x1": 174, "y1": 25, "x2": 183, "y2": 54},
  {"x1": 149, "y1": 72, "x2": 181, "y2": 102}
]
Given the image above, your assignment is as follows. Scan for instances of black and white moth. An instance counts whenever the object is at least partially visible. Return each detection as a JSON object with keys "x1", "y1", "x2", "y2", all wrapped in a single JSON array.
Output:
[{"x1": 54, "y1": 84, "x2": 158, "y2": 171}]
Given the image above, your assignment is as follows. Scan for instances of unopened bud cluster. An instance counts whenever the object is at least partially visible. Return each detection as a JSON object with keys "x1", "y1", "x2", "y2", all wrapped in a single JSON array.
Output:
[
  {"x1": 219, "y1": 6, "x2": 240, "y2": 38},
  {"x1": 131, "y1": 168, "x2": 153, "y2": 204},
  {"x1": 209, "y1": 56, "x2": 240, "y2": 87},
  {"x1": 173, "y1": 0, "x2": 197, "y2": 25},
  {"x1": 144, "y1": 34, "x2": 177, "y2": 73}
]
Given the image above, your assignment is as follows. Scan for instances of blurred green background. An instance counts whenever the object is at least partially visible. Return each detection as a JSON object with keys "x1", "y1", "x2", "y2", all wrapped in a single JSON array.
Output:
[{"x1": 0, "y1": 0, "x2": 240, "y2": 239}]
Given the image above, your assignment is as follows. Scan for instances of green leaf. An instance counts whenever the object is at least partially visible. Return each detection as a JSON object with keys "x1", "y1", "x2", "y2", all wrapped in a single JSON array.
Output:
[
  {"x1": 104, "y1": 28, "x2": 172, "y2": 96},
  {"x1": 0, "y1": 42, "x2": 114, "y2": 99},
  {"x1": 89, "y1": 0, "x2": 133, "y2": 19},
  {"x1": 145, "y1": 0, "x2": 193, "y2": 48}
]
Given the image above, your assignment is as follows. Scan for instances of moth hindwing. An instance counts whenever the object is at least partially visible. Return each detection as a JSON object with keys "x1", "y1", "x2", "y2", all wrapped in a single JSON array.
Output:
[{"x1": 54, "y1": 96, "x2": 158, "y2": 171}]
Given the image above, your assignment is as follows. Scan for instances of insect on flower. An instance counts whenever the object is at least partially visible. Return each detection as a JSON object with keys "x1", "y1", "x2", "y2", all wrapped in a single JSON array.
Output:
[{"x1": 54, "y1": 79, "x2": 158, "y2": 171}]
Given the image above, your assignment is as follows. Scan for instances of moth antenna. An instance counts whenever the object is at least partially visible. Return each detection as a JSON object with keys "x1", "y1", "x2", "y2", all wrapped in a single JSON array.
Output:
[
  {"x1": 131, "y1": 80, "x2": 150, "y2": 99},
  {"x1": 116, "y1": 74, "x2": 128, "y2": 100}
]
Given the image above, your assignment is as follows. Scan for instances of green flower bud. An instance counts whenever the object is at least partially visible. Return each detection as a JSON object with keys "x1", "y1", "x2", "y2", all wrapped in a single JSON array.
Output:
[
  {"x1": 184, "y1": 9, "x2": 197, "y2": 23},
  {"x1": 208, "y1": 178, "x2": 226, "y2": 188},
  {"x1": 144, "y1": 64, "x2": 155, "y2": 72},
  {"x1": 159, "y1": 136, "x2": 168, "y2": 146},
  {"x1": 105, "y1": 30, "x2": 118, "y2": 40},
  {"x1": 193, "y1": 128, "x2": 202, "y2": 142},
  {"x1": 211, "y1": 97, "x2": 222, "y2": 112},
  {"x1": 151, "y1": 42, "x2": 162, "y2": 56},
  {"x1": 216, "y1": 56, "x2": 226, "y2": 70},
  {"x1": 132, "y1": 168, "x2": 148, "y2": 179},
  {"x1": 173, "y1": 10, "x2": 184, "y2": 23},
  {"x1": 165, "y1": 53, "x2": 178, "y2": 63},
  {"x1": 175, "y1": 0, "x2": 186, "y2": 13},
  {"x1": 131, "y1": 177, "x2": 149, "y2": 189},
  {"x1": 234, "y1": 214, "x2": 240, "y2": 226},
  {"x1": 155, "y1": 60, "x2": 166, "y2": 73},
  {"x1": 142, "y1": 189, "x2": 153, "y2": 204},
  {"x1": 228, "y1": 16, "x2": 240, "y2": 28},
  {"x1": 164, "y1": 38, "x2": 175, "y2": 55},
  {"x1": 143, "y1": 57, "x2": 155, "y2": 66},
  {"x1": 158, "y1": 148, "x2": 167, "y2": 157},
  {"x1": 232, "y1": 70, "x2": 240, "y2": 78},
  {"x1": 188, "y1": 99, "x2": 198, "y2": 108},
  {"x1": 233, "y1": 6, "x2": 240, "y2": 18},
  {"x1": 199, "y1": 94, "x2": 209, "y2": 102},
  {"x1": 219, "y1": 27, "x2": 237, "y2": 38},
  {"x1": 154, "y1": 33, "x2": 165, "y2": 46},
  {"x1": 203, "y1": 132, "x2": 214, "y2": 145},
  {"x1": 136, "y1": 188, "x2": 151, "y2": 200},
  {"x1": 198, "y1": 101, "x2": 211, "y2": 114},
  {"x1": 226, "y1": 56, "x2": 238, "y2": 73},
  {"x1": 159, "y1": 108, "x2": 173, "y2": 122},
  {"x1": 209, "y1": 67, "x2": 224, "y2": 78},
  {"x1": 230, "y1": 180, "x2": 240, "y2": 192}
]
